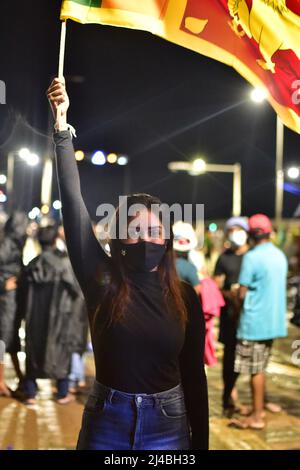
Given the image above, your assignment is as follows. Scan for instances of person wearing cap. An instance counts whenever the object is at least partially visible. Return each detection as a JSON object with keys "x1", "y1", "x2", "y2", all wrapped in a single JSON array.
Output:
[
  {"x1": 214, "y1": 216, "x2": 249, "y2": 416},
  {"x1": 233, "y1": 214, "x2": 287, "y2": 429},
  {"x1": 173, "y1": 221, "x2": 202, "y2": 295}
]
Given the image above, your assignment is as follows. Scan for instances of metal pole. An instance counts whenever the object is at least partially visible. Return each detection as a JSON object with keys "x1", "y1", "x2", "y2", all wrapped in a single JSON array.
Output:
[
  {"x1": 233, "y1": 163, "x2": 242, "y2": 217},
  {"x1": 275, "y1": 116, "x2": 284, "y2": 227},
  {"x1": 6, "y1": 152, "x2": 15, "y2": 214}
]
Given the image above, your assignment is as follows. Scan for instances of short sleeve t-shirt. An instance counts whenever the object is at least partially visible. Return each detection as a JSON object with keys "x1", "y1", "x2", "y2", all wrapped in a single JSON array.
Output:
[
  {"x1": 214, "y1": 249, "x2": 245, "y2": 343},
  {"x1": 214, "y1": 249, "x2": 244, "y2": 290},
  {"x1": 176, "y1": 258, "x2": 200, "y2": 287},
  {"x1": 238, "y1": 242, "x2": 288, "y2": 341}
]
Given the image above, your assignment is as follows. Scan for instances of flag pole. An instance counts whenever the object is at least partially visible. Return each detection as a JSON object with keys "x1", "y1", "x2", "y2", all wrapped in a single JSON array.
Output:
[
  {"x1": 58, "y1": 20, "x2": 67, "y2": 79},
  {"x1": 40, "y1": 20, "x2": 67, "y2": 217},
  {"x1": 56, "y1": 20, "x2": 67, "y2": 128}
]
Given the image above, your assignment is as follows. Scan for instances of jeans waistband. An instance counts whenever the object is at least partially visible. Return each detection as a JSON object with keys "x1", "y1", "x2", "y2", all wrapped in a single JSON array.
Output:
[{"x1": 90, "y1": 381, "x2": 184, "y2": 406}]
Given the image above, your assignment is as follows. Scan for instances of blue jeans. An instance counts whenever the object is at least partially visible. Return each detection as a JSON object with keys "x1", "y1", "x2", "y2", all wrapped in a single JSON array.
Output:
[
  {"x1": 77, "y1": 381, "x2": 191, "y2": 450},
  {"x1": 24, "y1": 378, "x2": 69, "y2": 399},
  {"x1": 69, "y1": 353, "x2": 85, "y2": 386}
]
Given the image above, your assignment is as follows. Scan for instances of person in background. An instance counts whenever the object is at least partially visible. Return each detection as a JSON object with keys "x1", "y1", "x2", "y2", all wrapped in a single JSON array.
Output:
[
  {"x1": 214, "y1": 216, "x2": 249, "y2": 416},
  {"x1": 173, "y1": 221, "x2": 224, "y2": 367},
  {"x1": 173, "y1": 221, "x2": 202, "y2": 296},
  {"x1": 0, "y1": 212, "x2": 28, "y2": 396},
  {"x1": 56, "y1": 226, "x2": 89, "y2": 394},
  {"x1": 20, "y1": 224, "x2": 78, "y2": 405},
  {"x1": 233, "y1": 214, "x2": 288, "y2": 429}
]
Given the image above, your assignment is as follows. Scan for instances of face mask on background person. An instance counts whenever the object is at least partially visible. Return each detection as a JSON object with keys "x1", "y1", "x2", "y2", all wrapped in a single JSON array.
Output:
[
  {"x1": 120, "y1": 241, "x2": 166, "y2": 272},
  {"x1": 228, "y1": 230, "x2": 248, "y2": 248}
]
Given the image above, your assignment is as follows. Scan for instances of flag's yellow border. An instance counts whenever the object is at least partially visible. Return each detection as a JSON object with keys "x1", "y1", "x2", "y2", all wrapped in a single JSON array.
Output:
[
  {"x1": 61, "y1": 0, "x2": 300, "y2": 133},
  {"x1": 61, "y1": 1, "x2": 165, "y2": 35}
]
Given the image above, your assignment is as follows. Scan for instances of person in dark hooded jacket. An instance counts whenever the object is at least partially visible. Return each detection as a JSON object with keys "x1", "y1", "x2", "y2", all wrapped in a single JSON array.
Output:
[
  {"x1": 55, "y1": 226, "x2": 89, "y2": 393},
  {"x1": 20, "y1": 224, "x2": 79, "y2": 405},
  {"x1": 0, "y1": 212, "x2": 28, "y2": 397}
]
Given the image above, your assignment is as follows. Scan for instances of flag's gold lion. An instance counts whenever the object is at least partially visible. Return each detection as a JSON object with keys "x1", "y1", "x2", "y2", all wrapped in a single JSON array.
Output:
[{"x1": 228, "y1": 0, "x2": 300, "y2": 73}]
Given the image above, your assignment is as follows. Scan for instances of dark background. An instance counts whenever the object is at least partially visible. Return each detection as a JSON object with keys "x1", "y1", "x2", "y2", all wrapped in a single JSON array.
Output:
[{"x1": 0, "y1": 0, "x2": 299, "y2": 220}]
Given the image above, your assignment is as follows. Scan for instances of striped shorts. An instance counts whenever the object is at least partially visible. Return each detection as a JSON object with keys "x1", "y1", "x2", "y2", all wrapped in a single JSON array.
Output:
[{"x1": 234, "y1": 339, "x2": 273, "y2": 374}]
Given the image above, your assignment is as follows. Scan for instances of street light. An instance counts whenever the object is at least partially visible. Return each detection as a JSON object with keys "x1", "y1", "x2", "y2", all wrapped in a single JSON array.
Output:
[
  {"x1": 287, "y1": 167, "x2": 300, "y2": 180},
  {"x1": 91, "y1": 151, "x2": 106, "y2": 166},
  {"x1": 53, "y1": 200, "x2": 62, "y2": 210},
  {"x1": 117, "y1": 156, "x2": 129, "y2": 166},
  {"x1": 7, "y1": 148, "x2": 41, "y2": 212},
  {"x1": 168, "y1": 159, "x2": 242, "y2": 216},
  {"x1": 190, "y1": 158, "x2": 206, "y2": 175},
  {"x1": 0, "y1": 192, "x2": 7, "y2": 203},
  {"x1": 250, "y1": 88, "x2": 267, "y2": 104},
  {"x1": 75, "y1": 150, "x2": 85, "y2": 161},
  {"x1": 26, "y1": 153, "x2": 40, "y2": 167},
  {"x1": 18, "y1": 148, "x2": 40, "y2": 166}
]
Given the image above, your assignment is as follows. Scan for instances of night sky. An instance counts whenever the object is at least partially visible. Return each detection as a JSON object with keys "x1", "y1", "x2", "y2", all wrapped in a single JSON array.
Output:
[{"x1": 0, "y1": 0, "x2": 299, "y2": 221}]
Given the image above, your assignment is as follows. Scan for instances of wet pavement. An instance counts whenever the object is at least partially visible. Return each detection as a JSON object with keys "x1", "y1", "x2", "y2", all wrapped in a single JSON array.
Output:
[{"x1": 0, "y1": 325, "x2": 299, "y2": 450}]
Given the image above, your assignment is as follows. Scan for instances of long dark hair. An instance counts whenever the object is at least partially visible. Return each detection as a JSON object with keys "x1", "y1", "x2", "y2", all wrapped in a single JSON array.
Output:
[{"x1": 94, "y1": 193, "x2": 188, "y2": 329}]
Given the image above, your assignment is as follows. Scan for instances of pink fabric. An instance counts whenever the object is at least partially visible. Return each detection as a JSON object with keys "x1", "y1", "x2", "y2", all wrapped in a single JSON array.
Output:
[
  {"x1": 200, "y1": 278, "x2": 225, "y2": 366},
  {"x1": 201, "y1": 277, "x2": 225, "y2": 318}
]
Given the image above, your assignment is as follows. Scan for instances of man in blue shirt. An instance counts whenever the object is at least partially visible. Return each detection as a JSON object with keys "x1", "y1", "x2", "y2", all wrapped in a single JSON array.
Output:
[{"x1": 234, "y1": 214, "x2": 287, "y2": 430}]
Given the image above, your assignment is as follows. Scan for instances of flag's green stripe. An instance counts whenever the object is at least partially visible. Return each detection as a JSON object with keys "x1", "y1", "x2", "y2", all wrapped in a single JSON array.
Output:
[{"x1": 70, "y1": 0, "x2": 102, "y2": 7}]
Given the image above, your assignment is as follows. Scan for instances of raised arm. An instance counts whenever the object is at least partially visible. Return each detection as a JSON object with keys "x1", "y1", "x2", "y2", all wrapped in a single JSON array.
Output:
[{"x1": 47, "y1": 78, "x2": 111, "y2": 302}]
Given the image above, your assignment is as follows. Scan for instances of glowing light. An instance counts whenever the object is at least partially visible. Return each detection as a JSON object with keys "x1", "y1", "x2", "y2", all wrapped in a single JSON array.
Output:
[
  {"x1": 41, "y1": 204, "x2": 49, "y2": 215},
  {"x1": 209, "y1": 223, "x2": 218, "y2": 233},
  {"x1": 117, "y1": 156, "x2": 128, "y2": 166},
  {"x1": 53, "y1": 200, "x2": 62, "y2": 210},
  {"x1": 27, "y1": 153, "x2": 39, "y2": 166},
  {"x1": 250, "y1": 88, "x2": 267, "y2": 103},
  {"x1": 287, "y1": 167, "x2": 300, "y2": 180},
  {"x1": 19, "y1": 148, "x2": 31, "y2": 160},
  {"x1": 19, "y1": 327, "x2": 26, "y2": 340},
  {"x1": 107, "y1": 153, "x2": 118, "y2": 164},
  {"x1": 91, "y1": 151, "x2": 106, "y2": 166},
  {"x1": 28, "y1": 207, "x2": 41, "y2": 220},
  {"x1": 192, "y1": 158, "x2": 206, "y2": 173},
  {"x1": 0, "y1": 193, "x2": 7, "y2": 203},
  {"x1": 75, "y1": 150, "x2": 85, "y2": 161},
  {"x1": 17, "y1": 352, "x2": 26, "y2": 362},
  {"x1": 0, "y1": 174, "x2": 7, "y2": 184}
]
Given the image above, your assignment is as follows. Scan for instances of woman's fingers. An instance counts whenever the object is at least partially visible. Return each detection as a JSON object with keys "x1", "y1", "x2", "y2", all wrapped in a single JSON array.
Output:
[
  {"x1": 47, "y1": 84, "x2": 65, "y2": 96},
  {"x1": 47, "y1": 78, "x2": 65, "y2": 96},
  {"x1": 48, "y1": 85, "x2": 64, "y2": 95},
  {"x1": 48, "y1": 90, "x2": 66, "y2": 99},
  {"x1": 47, "y1": 77, "x2": 69, "y2": 119}
]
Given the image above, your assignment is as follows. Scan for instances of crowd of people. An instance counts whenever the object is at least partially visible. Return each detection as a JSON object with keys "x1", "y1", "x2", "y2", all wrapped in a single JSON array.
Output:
[
  {"x1": 173, "y1": 214, "x2": 289, "y2": 430},
  {"x1": 0, "y1": 215, "x2": 88, "y2": 405}
]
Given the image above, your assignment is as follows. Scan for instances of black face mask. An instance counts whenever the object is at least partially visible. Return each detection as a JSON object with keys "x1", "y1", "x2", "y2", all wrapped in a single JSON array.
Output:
[{"x1": 120, "y1": 241, "x2": 166, "y2": 272}]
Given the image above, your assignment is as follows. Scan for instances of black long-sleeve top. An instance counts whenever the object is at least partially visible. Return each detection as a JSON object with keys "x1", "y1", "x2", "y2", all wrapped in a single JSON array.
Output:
[{"x1": 54, "y1": 131, "x2": 209, "y2": 449}]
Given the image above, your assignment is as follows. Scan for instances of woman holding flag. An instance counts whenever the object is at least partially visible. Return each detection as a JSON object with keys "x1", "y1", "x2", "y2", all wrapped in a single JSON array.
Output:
[{"x1": 47, "y1": 77, "x2": 208, "y2": 450}]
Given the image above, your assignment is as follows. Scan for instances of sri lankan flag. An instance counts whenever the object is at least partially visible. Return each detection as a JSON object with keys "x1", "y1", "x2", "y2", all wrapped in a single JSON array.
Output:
[{"x1": 61, "y1": 1, "x2": 300, "y2": 134}]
